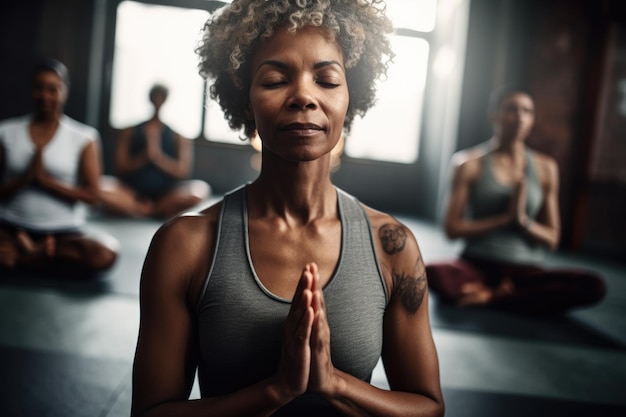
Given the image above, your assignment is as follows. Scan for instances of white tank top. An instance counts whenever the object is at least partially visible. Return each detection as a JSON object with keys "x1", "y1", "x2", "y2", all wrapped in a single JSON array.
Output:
[{"x1": 0, "y1": 114, "x2": 99, "y2": 231}]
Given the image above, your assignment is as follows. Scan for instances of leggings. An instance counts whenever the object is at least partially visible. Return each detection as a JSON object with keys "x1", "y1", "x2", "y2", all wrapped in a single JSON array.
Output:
[{"x1": 425, "y1": 255, "x2": 606, "y2": 315}]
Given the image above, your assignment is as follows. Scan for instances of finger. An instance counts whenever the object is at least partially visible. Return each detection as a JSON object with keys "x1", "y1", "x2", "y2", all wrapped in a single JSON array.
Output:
[
  {"x1": 309, "y1": 262, "x2": 319, "y2": 290},
  {"x1": 285, "y1": 270, "x2": 314, "y2": 337},
  {"x1": 308, "y1": 293, "x2": 334, "y2": 394},
  {"x1": 308, "y1": 263, "x2": 327, "y2": 312},
  {"x1": 287, "y1": 295, "x2": 314, "y2": 347},
  {"x1": 310, "y1": 289, "x2": 331, "y2": 350},
  {"x1": 288, "y1": 265, "x2": 313, "y2": 315}
]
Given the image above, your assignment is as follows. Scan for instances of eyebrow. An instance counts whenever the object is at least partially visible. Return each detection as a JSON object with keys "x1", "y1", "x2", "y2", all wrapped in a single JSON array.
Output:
[{"x1": 257, "y1": 60, "x2": 345, "y2": 71}]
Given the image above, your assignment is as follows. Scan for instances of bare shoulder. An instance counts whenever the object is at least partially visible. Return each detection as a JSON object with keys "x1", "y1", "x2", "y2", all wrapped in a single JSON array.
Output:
[
  {"x1": 363, "y1": 206, "x2": 416, "y2": 256},
  {"x1": 362, "y1": 205, "x2": 427, "y2": 314},
  {"x1": 172, "y1": 130, "x2": 189, "y2": 142},
  {"x1": 142, "y1": 201, "x2": 223, "y2": 302},
  {"x1": 450, "y1": 142, "x2": 490, "y2": 181},
  {"x1": 529, "y1": 149, "x2": 559, "y2": 184},
  {"x1": 155, "y1": 201, "x2": 220, "y2": 243}
]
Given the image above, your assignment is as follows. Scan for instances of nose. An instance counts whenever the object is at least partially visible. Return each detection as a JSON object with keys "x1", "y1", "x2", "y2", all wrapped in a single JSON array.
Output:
[{"x1": 286, "y1": 78, "x2": 318, "y2": 111}]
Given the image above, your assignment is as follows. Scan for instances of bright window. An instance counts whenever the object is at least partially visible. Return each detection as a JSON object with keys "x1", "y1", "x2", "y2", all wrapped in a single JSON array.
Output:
[
  {"x1": 204, "y1": 85, "x2": 244, "y2": 144},
  {"x1": 345, "y1": 0, "x2": 436, "y2": 164},
  {"x1": 386, "y1": 0, "x2": 437, "y2": 32},
  {"x1": 345, "y1": 36, "x2": 429, "y2": 163},
  {"x1": 109, "y1": 0, "x2": 437, "y2": 164},
  {"x1": 109, "y1": 1, "x2": 208, "y2": 139}
]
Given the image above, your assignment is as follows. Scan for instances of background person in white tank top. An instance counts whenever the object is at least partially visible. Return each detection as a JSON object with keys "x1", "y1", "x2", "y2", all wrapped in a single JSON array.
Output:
[{"x1": 0, "y1": 58, "x2": 118, "y2": 277}]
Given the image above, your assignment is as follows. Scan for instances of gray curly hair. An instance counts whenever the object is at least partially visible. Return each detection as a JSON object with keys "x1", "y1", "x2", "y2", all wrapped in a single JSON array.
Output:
[{"x1": 196, "y1": 0, "x2": 394, "y2": 138}]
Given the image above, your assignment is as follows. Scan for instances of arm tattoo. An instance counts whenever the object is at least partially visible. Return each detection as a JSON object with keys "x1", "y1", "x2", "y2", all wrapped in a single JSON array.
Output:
[
  {"x1": 392, "y1": 271, "x2": 427, "y2": 314},
  {"x1": 379, "y1": 224, "x2": 406, "y2": 254}
]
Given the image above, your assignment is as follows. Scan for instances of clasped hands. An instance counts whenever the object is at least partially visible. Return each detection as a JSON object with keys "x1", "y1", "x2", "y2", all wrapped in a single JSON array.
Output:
[
  {"x1": 26, "y1": 147, "x2": 51, "y2": 187},
  {"x1": 510, "y1": 178, "x2": 530, "y2": 229},
  {"x1": 273, "y1": 262, "x2": 338, "y2": 402},
  {"x1": 145, "y1": 126, "x2": 166, "y2": 165}
]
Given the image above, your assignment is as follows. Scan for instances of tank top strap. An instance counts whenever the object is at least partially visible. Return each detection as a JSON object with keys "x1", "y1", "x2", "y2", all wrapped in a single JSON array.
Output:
[{"x1": 196, "y1": 184, "x2": 247, "y2": 313}]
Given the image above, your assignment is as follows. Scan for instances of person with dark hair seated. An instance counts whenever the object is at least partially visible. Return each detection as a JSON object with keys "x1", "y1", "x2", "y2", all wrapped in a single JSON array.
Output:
[
  {"x1": 100, "y1": 83, "x2": 211, "y2": 219},
  {"x1": 0, "y1": 58, "x2": 118, "y2": 277},
  {"x1": 425, "y1": 85, "x2": 606, "y2": 316}
]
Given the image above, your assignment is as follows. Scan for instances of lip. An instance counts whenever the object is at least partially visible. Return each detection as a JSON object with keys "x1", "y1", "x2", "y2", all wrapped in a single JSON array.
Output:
[{"x1": 279, "y1": 122, "x2": 325, "y2": 133}]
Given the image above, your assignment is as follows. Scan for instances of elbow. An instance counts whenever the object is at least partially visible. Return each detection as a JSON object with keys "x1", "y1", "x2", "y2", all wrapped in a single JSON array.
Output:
[
  {"x1": 83, "y1": 189, "x2": 100, "y2": 205},
  {"x1": 443, "y1": 222, "x2": 460, "y2": 240},
  {"x1": 422, "y1": 394, "x2": 445, "y2": 417},
  {"x1": 546, "y1": 227, "x2": 561, "y2": 251},
  {"x1": 445, "y1": 230, "x2": 459, "y2": 240},
  {"x1": 176, "y1": 165, "x2": 191, "y2": 179},
  {"x1": 428, "y1": 398, "x2": 445, "y2": 417},
  {"x1": 548, "y1": 234, "x2": 560, "y2": 252}
]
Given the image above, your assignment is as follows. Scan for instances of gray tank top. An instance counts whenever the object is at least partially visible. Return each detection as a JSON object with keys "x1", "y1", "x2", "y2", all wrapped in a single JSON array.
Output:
[
  {"x1": 196, "y1": 185, "x2": 387, "y2": 412},
  {"x1": 462, "y1": 148, "x2": 545, "y2": 264}
]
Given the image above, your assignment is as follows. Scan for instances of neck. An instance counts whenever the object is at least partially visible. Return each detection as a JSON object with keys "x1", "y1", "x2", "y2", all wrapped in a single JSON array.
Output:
[
  {"x1": 491, "y1": 135, "x2": 525, "y2": 155},
  {"x1": 248, "y1": 153, "x2": 336, "y2": 224},
  {"x1": 149, "y1": 111, "x2": 161, "y2": 123},
  {"x1": 33, "y1": 110, "x2": 61, "y2": 126}
]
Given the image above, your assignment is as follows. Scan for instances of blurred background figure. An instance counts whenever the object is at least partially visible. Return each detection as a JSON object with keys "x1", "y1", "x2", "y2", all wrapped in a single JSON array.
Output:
[
  {"x1": 0, "y1": 58, "x2": 118, "y2": 278},
  {"x1": 425, "y1": 86, "x2": 606, "y2": 316},
  {"x1": 100, "y1": 83, "x2": 210, "y2": 219}
]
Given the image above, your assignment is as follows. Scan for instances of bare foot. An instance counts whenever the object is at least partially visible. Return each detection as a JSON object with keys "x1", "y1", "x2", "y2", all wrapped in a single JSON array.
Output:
[
  {"x1": 45, "y1": 234, "x2": 56, "y2": 257},
  {"x1": 457, "y1": 281, "x2": 494, "y2": 306},
  {"x1": 0, "y1": 240, "x2": 19, "y2": 268},
  {"x1": 494, "y1": 277, "x2": 515, "y2": 297},
  {"x1": 16, "y1": 229, "x2": 55, "y2": 258},
  {"x1": 16, "y1": 229, "x2": 36, "y2": 253},
  {"x1": 135, "y1": 200, "x2": 155, "y2": 217}
]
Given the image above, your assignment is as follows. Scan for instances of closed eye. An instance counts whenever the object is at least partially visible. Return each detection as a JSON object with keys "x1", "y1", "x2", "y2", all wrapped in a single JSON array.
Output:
[
  {"x1": 315, "y1": 75, "x2": 342, "y2": 89},
  {"x1": 317, "y1": 80, "x2": 340, "y2": 88},
  {"x1": 261, "y1": 78, "x2": 288, "y2": 89}
]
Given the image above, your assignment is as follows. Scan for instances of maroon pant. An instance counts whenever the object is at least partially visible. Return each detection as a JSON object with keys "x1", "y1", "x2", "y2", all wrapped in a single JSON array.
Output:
[{"x1": 425, "y1": 255, "x2": 606, "y2": 315}]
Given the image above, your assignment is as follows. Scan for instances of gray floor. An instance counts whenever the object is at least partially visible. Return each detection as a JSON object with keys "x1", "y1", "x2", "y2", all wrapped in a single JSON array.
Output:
[{"x1": 1, "y1": 204, "x2": 625, "y2": 417}]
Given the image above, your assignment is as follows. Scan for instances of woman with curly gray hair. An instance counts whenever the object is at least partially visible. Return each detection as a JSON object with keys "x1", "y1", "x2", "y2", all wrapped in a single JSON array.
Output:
[{"x1": 131, "y1": 1, "x2": 444, "y2": 416}]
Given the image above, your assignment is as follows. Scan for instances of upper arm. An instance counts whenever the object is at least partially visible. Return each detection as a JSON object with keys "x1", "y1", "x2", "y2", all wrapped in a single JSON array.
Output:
[
  {"x1": 114, "y1": 128, "x2": 133, "y2": 172},
  {"x1": 443, "y1": 154, "x2": 479, "y2": 237},
  {"x1": 175, "y1": 134, "x2": 192, "y2": 175},
  {"x1": 79, "y1": 139, "x2": 101, "y2": 194},
  {"x1": 132, "y1": 216, "x2": 211, "y2": 416},
  {"x1": 537, "y1": 155, "x2": 561, "y2": 243},
  {"x1": 370, "y1": 213, "x2": 443, "y2": 404}
]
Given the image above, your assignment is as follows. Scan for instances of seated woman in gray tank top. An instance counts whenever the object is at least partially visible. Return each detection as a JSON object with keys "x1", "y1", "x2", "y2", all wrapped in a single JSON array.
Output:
[
  {"x1": 130, "y1": 1, "x2": 444, "y2": 417},
  {"x1": 426, "y1": 86, "x2": 605, "y2": 315}
]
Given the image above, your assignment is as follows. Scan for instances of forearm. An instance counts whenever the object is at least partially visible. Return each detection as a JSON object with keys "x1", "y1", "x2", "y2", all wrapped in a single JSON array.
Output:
[
  {"x1": 135, "y1": 378, "x2": 292, "y2": 417},
  {"x1": 521, "y1": 218, "x2": 559, "y2": 250},
  {"x1": 323, "y1": 370, "x2": 444, "y2": 417},
  {"x1": 150, "y1": 153, "x2": 188, "y2": 179},
  {"x1": 445, "y1": 212, "x2": 511, "y2": 240},
  {"x1": 0, "y1": 175, "x2": 33, "y2": 200},
  {"x1": 37, "y1": 175, "x2": 99, "y2": 205},
  {"x1": 116, "y1": 153, "x2": 149, "y2": 175}
]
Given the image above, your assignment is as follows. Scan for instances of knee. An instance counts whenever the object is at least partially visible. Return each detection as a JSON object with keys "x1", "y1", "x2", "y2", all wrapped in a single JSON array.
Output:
[
  {"x1": 92, "y1": 246, "x2": 118, "y2": 271},
  {"x1": 585, "y1": 273, "x2": 607, "y2": 304},
  {"x1": 82, "y1": 239, "x2": 119, "y2": 272},
  {"x1": 192, "y1": 180, "x2": 211, "y2": 200},
  {"x1": 425, "y1": 263, "x2": 459, "y2": 298}
]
